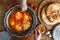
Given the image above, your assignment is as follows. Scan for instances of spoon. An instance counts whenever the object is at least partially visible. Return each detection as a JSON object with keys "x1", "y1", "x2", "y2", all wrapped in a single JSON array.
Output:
[
  {"x1": 46, "y1": 31, "x2": 52, "y2": 38},
  {"x1": 21, "y1": 0, "x2": 27, "y2": 12}
]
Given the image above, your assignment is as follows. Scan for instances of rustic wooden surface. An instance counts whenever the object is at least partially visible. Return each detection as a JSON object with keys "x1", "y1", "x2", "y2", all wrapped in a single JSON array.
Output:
[{"x1": 0, "y1": 0, "x2": 59, "y2": 40}]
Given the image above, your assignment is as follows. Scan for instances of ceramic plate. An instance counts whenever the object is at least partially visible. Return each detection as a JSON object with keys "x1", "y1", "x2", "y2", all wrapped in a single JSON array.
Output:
[{"x1": 53, "y1": 24, "x2": 60, "y2": 40}]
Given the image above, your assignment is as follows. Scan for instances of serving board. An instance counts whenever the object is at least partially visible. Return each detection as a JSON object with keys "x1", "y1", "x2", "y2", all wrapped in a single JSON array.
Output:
[{"x1": 0, "y1": 0, "x2": 60, "y2": 40}]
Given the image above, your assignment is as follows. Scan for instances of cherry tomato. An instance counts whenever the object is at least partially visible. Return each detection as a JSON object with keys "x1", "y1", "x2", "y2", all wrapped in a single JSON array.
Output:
[
  {"x1": 33, "y1": 6, "x2": 38, "y2": 11},
  {"x1": 29, "y1": 3, "x2": 34, "y2": 8},
  {"x1": 8, "y1": 3, "x2": 16, "y2": 10}
]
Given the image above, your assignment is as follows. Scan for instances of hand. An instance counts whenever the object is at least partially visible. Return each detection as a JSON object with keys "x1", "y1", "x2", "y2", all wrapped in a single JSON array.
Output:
[
  {"x1": 22, "y1": 0, "x2": 27, "y2": 11},
  {"x1": 34, "y1": 29, "x2": 41, "y2": 40}
]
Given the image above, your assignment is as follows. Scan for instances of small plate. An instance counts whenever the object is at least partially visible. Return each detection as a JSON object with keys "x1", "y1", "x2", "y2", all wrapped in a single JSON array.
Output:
[
  {"x1": 53, "y1": 24, "x2": 60, "y2": 40},
  {"x1": 0, "y1": 31, "x2": 12, "y2": 40}
]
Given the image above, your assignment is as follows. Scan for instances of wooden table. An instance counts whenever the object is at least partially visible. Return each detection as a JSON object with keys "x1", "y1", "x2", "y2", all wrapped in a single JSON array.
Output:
[{"x1": 0, "y1": 0, "x2": 60, "y2": 40}]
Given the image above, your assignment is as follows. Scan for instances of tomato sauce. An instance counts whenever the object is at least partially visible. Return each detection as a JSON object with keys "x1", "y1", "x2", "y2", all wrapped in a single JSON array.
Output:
[{"x1": 9, "y1": 10, "x2": 32, "y2": 33}]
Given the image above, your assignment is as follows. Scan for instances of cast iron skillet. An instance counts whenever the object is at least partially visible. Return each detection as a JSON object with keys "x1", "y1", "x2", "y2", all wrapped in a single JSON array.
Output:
[{"x1": 4, "y1": 5, "x2": 38, "y2": 37}]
